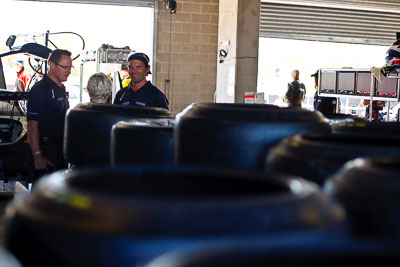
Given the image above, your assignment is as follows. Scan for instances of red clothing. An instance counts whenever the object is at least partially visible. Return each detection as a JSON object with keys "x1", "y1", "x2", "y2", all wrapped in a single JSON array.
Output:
[{"x1": 16, "y1": 69, "x2": 31, "y2": 92}]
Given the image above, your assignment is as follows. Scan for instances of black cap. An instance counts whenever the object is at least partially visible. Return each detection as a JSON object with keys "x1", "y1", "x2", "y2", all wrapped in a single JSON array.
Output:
[
  {"x1": 127, "y1": 52, "x2": 152, "y2": 74},
  {"x1": 311, "y1": 71, "x2": 318, "y2": 77}
]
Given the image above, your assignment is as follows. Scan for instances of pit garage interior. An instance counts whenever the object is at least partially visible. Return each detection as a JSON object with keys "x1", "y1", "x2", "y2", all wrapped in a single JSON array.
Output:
[{"x1": 0, "y1": 0, "x2": 400, "y2": 266}]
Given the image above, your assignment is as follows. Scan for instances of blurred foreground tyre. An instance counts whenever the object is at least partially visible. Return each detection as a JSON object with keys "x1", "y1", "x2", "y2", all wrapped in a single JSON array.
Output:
[
  {"x1": 323, "y1": 113, "x2": 367, "y2": 126},
  {"x1": 325, "y1": 158, "x2": 400, "y2": 239},
  {"x1": 266, "y1": 133, "x2": 400, "y2": 185},
  {"x1": 175, "y1": 103, "x2": 330, "y2": 171},
  {"x1": 332, "y1": 121, "x2": 400, "y2": 138},
  {"x1": 0, "y1": 247, "x2": 22, "y2": 267},
  {"x1": 64, "y1": 103, "x2": 171, "y2": 167},
  {"x1": 146, "y1": 238, "x2": 400, "y2": 267},
  {"x1": 111, "y1": 118, "x2": 174, "y2": 166},
  {"x1": 4, "y1": 166, "x2": 344, "y2": 267}
]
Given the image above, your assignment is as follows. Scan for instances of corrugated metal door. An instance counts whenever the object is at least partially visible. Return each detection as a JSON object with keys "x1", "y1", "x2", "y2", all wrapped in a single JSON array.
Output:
[
  {"x1": 260, "y1": 0, "x2": 400, "y2": 46},
  {"x1": 23, "y1": 0, "x2": 154, "y2": 7}
]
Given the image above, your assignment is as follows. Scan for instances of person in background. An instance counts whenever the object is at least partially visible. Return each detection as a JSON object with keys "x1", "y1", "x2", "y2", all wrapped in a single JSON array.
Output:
[
  {"x1": 312, "y1": 70, "x2": 338, "y2": 115},
  {"x1": 27, "y1": 49, "x2": 71, "y2": 182},
  {"x1": 114, "y1": 52, "x2": 169, "y2": 110},
  {"x1": 120, "y1": 64, "x2": 131, "y2": 88},
  {"x1": 86, "y1": 72, "x2": 112, "y2": 104},
  {"x1": 285, "y1": 69, "x2": 306, "y2": 108},
  {"x1": 15, "y1": 59, "x2": 31, "y2": 92},
  {"x1": 363, "y1": 99, "x2": 384, "y2": 122}
]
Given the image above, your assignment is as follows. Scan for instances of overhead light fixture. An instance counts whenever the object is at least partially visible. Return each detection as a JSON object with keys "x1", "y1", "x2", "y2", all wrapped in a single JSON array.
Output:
[
  {"x1": 165, "y1": 0, "x2": 177, "y2": 14},
  {"x1": 169, "y1": 0, "x2": 177, "y2": 14}
]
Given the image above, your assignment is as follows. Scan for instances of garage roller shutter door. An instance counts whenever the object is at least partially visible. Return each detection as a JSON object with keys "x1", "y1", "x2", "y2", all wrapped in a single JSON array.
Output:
[
  {"x1": 260, "y1": 1, "x2": 400, "y2": 46},
  {"x1": 23, "y1": 0, "x2": 154, "y2": 7}
]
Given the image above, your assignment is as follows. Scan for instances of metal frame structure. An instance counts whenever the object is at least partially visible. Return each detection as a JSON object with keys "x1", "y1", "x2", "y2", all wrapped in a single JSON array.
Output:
[
  {"x1": 318, "y1": 68, "x2": 400, "y2": 121},
  {"x1": 79, "y1": 46, "x2": 135, "y2": 103}
]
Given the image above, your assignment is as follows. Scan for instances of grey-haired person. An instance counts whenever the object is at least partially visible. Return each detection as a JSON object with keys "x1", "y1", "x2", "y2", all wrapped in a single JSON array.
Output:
[{"x1": 86, "y1": 72, "x2": 112, "y2": 104}]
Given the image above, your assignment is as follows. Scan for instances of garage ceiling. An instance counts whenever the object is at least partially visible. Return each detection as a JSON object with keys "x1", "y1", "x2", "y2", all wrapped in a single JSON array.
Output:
[
  {"x1": 21, "y1": 0, "x2": 155, "y2": 7},
  {"x1": 261, "y1": 0, "x2": 400, "y2": 12},
  {"x1": 261, "y1": 0, "x2": 400, "y2": 46}
]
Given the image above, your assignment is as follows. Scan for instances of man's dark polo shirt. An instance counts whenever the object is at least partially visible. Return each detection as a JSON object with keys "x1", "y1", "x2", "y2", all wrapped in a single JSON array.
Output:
[
  {"x1": 27, "y1": 75, "x2": 69, "y2": 142},
  {"x1": 114, "y1": 81, "x2": 169, "y2": 110}
]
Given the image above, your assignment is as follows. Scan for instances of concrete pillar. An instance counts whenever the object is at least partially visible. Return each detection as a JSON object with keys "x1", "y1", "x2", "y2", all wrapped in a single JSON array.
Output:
[{"x1": 216, "y1": 0, "x2": 260, "y2": 103}]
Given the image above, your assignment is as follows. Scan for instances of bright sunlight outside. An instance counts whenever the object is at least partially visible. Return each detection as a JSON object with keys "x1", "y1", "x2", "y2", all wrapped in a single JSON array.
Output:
[
  {"x1": 0, "y1": 0, "x2": 154, "y2": 107},
  {"x1": 258, "y1": 37, "x2": 389, "y2": 113}
]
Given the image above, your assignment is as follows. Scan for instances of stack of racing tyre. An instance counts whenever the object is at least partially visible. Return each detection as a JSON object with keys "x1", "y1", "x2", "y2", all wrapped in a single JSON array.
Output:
[{"x1": 3, "y1": 102, "x2": 400, "y2": 266}]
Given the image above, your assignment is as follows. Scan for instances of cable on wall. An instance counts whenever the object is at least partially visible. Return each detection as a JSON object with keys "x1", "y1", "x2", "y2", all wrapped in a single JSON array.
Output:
[{"x1": 162, "y1": 0, "x2": 177, "y2": 113}]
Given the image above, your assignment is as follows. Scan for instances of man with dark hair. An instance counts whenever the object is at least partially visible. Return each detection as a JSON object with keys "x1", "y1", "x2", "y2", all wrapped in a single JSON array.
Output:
[
  {"x1": 27, "y1": 49, "x2": 72, "y2": 181},
  {"x1": 113, "y1": 52, "x2": 169, "y2": 110},
  {"x1": 285, "y1": 69, "x2": 306, "y2": 108},
  {"x1": 312, "y1": 70, "x2": 337, "y2": 115}
]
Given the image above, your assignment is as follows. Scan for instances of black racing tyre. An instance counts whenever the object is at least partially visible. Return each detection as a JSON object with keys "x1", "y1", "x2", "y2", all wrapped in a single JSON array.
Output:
[
  {"x1": 0, "y1": 118, "x2": 26, "y2": 144},
  {"x1": 145, "y1": 238, "x2": 400, "y2": 267},
  {"x1": 332, "y1": 121, "x2": 400, "y2": 139},
  {"x1": 64, "y1": 103, "x2": 171, "y2": 167},
  {"x1": 111, "y1": 118, "x2": 175, "y2": 166},
  {"x1": 324, "y1": 158, "x2": 400, "y2": 239},
  {"x1": 4, "y1": 166, "x2": 344, "y2": 267},
  {"x1": 266, "y1": 133, "x2": 400, "y2": 185},
  {"x1": 175, "y1": 103, "x2": 331, "y2": 171}
]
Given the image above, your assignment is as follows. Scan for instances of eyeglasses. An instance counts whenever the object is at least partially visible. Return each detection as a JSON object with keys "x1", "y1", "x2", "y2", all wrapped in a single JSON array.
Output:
[{"x1": 54, "y1": 62, "x2": 74, "y2": 70}]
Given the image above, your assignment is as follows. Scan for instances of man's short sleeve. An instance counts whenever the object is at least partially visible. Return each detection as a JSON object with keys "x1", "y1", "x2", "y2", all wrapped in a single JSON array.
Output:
[{"x1": 27, "y1": 87, "x2": 44, "y2": 121}]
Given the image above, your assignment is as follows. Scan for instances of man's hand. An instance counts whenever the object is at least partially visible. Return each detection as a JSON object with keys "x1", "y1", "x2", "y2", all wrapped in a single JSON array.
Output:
[{"x1": 33, "y1": 153, "x2": 55, "y2": 170}]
